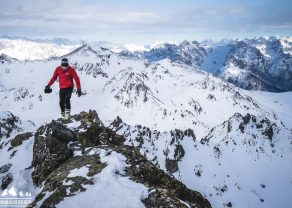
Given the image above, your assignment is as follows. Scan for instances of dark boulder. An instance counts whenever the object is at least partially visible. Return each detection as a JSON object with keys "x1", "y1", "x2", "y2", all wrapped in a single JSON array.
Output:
[
  {"x1": 71, "y1": 110, "x2": 125, "y2": 147},
  {"x1": 0, "y1": 163, "x2": 12, "y2": 174},
  {"x1": 10, "y1": 132, "x2": 33, "y2": 148},
  {"x1": 165, "y1": 158, "x2": 179, "y2": 173},
  {"x1": 31, "y1": 121, "x2": 75, "y2": 186},
  {"x1": 1, "y1": 173, "x2": 12, "y2": 190},
  {"x1": 51, "y1": 121, "x2": 76, "y2": 143}
]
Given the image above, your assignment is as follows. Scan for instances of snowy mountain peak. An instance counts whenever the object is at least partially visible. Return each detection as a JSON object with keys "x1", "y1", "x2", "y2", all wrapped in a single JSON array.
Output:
[
  {"x1": 65, "y1": 43, "x2": 113, "y2": 58},
  {"x1": 0, "y1": 53, "x2": 17, "y2": 64},
  {"x1": 0, "y1": 38, "x2": 80, "y2": 61},
  {"x1": 104, "y1": 67, "x2": 163, "y2": 108}
]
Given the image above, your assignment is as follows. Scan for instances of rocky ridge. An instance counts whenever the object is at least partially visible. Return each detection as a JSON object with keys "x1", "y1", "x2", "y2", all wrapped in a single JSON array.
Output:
[{"x1": 29, "y1": 110, "x2": 211, "y2": 208}]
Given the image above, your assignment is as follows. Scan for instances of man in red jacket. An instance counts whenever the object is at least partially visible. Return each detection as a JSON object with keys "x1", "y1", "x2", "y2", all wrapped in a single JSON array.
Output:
[{"x1": 45, "y1": 58, "x2": 81, "y2": 119}]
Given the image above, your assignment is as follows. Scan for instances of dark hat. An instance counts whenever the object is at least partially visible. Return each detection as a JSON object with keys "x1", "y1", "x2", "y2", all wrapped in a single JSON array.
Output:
[{"x1": 61, "y1": 58, "x2": 69, "y2": 67}]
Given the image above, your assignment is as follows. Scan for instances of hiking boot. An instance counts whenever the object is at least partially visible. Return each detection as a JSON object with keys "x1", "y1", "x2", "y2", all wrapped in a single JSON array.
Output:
[
  {"x1": 65, "y1": 109, "x2": 71, "y2": 119},
  {"x1": 61, "y1": 112, "x2": 66, "y2": 119}
]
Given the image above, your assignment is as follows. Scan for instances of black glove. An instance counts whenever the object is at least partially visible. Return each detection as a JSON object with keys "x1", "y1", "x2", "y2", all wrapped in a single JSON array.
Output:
[
  {"x1": 76, "y1": 90, "x2": 82, "y2": 97},
  {"x1": 44, "y1": 85, "x2": 52, "y2": 94}
]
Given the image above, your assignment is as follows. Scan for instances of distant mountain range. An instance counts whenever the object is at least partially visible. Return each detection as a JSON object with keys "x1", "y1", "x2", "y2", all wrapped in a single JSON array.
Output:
[
  {"x1": 1, "y1": 36, "x2": 291, "y2": 92},
  {"x1": 119, "y1": 37, "x2": 292, "y2": 92}
]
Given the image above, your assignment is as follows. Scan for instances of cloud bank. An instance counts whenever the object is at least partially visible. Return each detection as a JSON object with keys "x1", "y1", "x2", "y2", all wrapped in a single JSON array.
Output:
[{"x1": 1, "y1": 0, "x2": 291, "y2": 43}]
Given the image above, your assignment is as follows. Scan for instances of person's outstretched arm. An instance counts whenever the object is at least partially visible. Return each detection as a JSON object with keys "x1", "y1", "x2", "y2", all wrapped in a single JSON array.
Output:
[
  {"x1": 71, "y1": 68, "x2": 81, "y2": 91},
  {"x1": 47, "y1": 68, "x2": 59, "y2": 86}
]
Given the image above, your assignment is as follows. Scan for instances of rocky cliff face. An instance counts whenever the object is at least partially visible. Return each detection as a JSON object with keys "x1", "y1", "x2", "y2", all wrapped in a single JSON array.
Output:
[
  {"x1": 203, "y1": 37, "x2": 292, "y2": 92},
  {"x1": 29, "y1": 110, "x2": 211, "y2": 208},
  {"x1": 220, "y1": 39, "x2": 292, "y2": 92}
]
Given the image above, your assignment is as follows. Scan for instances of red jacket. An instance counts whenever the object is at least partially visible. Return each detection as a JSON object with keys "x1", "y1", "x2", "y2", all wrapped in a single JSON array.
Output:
[{"x1": 48, "y1": 66, "x2": 81, "y2": 90}]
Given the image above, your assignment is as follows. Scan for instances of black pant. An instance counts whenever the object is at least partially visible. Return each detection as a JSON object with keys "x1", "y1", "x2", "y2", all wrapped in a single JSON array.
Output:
[{"x1": 59, "y1": 87, "x2": 73, "y2": 113}]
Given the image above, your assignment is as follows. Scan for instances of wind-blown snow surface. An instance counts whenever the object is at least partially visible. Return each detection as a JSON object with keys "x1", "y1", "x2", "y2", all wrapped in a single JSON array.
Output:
[
  {"x1": 58, "y1": 149, "x2": 148, "y2": 208},
  {"x1": 0, "y1": 43, "x2": 291, "y2": 207},
  {"x1": 0, "y1": 38, "x2": 80, "y2": 60}
]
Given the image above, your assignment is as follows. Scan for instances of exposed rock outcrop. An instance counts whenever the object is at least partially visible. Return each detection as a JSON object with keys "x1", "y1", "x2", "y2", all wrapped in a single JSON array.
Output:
[
  {"x1": 0, "y1": 112, "x2": 23, "y2": 139},
  {"x1": 31, "y1": 121, "x2": 75, "y2": 186},
  {"x1": 30, "y1": 110, "x2": 211, "y2": 208},
  {"x1": 1, "y1": 173, "x2": 12, "y2": 190},
  {"x1": 0, "y1": 164, "x2": 11, "y2": 174},
  {"x1": 10, "y1": 132, "x2": 33, "y2": 148}
]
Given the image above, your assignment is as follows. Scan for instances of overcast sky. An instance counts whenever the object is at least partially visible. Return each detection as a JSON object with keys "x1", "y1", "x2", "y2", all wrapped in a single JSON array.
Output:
[{"x1": 1, "y1": 0, "x2": 292, "y2": 44}]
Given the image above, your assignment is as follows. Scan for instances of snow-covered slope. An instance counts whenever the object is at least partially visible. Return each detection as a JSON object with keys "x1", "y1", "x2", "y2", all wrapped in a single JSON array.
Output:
[
  {"x1": 0, "y1": 112, "x2": 38, "y2": 201},
  {"x1": 109, "y1": 111, "x2": 292, "y2": 208},
  {"x1": 0, "y1": 38, "x2": 80, "y2": 61},
  {"x1": 0, "y1": 42, "x2": 291, "y2": 208}
]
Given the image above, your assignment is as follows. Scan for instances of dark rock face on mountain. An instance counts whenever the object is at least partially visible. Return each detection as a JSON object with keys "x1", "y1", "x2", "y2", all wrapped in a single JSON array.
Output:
[
  {"x1": 1, "y1": 173, "x2": 12, "y2": 190},
  {"x1": 201, "y1": 112, "x2": 283, "y2": 148},
  {"x1": 30, "y1": 110, "x2": 211, "y2": 208},
  {"x1": 209, "y1": 38, "x2": 292, "y2": 92},
  {"x1": 221, "y1": 39, "x2": 292, "y2": 92},
  {"x1": 0, "y1": 163, "x2": 12, "y2": 190},
  {"x1": 0, "y1": 112, "x2": 23, "y2": 139},
  {"x1": 109, "y1": 117, "x2": 196, "y2": 174},
  {"x1": 0, "y1": 53, "x2": 17, "y2": 64},
  {"x1": 122, "y1": 40, "x2": 206, "y2": 67},
  {"x1": 72, "y1": 62, "x2": 109, "y2": 78}
]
